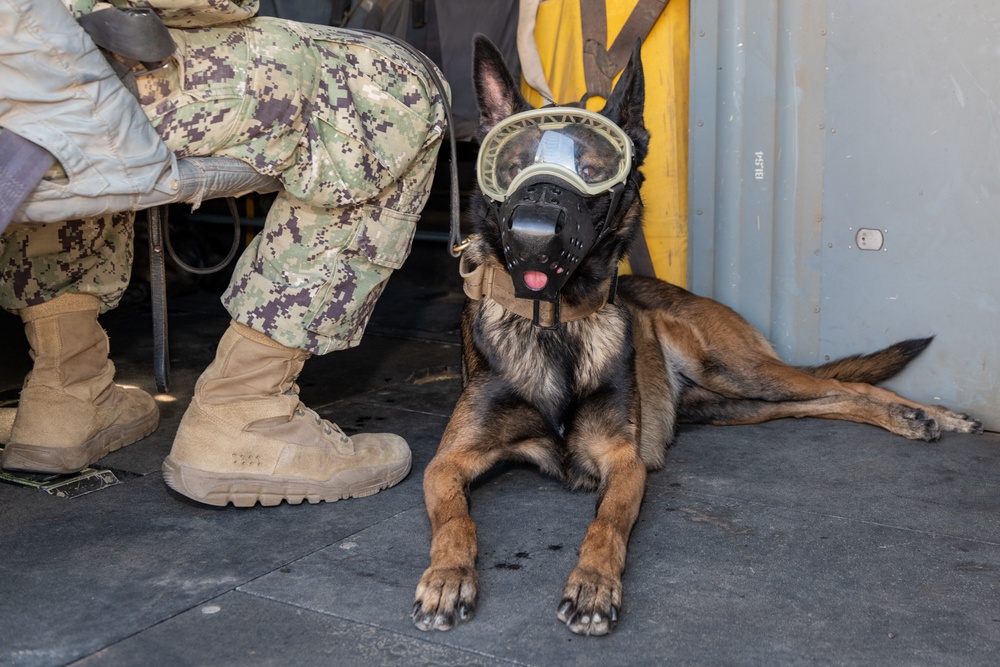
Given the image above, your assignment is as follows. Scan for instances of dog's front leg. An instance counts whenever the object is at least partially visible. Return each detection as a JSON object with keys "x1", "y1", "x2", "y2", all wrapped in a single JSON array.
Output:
[
  {"x1": 413, "y1": 406, "x2": 502, "y2": 632},
  {"x1": 559, "y1": 434, "x2": 647, "y2": 636}
]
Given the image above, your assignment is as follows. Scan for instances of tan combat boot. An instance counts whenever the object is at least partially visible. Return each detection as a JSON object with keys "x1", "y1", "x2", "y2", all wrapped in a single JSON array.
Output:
[
  {"x1": 1, "y1": 293, "x2": 160, "y2": 473},
  {"x1": 162, "y1": 321, "x2": 411, "y2": 507}
]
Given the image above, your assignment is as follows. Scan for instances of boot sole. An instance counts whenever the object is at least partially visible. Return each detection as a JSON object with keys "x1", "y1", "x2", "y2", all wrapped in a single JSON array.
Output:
[
  {"x1": 1, "y1": 407, "x2": 160, "y2": 474},
  {"x1": 160, "y1": 454, "x2": 412, "y2": 507}
]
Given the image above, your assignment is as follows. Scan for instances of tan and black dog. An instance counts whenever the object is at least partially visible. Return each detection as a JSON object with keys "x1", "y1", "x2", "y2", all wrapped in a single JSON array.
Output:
[{"x1": 411, "y1": 36, "x2": 982, "y2": 636}]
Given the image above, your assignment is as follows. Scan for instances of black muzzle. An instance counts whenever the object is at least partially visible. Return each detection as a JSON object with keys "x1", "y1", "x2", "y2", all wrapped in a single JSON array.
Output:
[{"x1": 498, "y1": 178, "x2": 624, "y2": 303}]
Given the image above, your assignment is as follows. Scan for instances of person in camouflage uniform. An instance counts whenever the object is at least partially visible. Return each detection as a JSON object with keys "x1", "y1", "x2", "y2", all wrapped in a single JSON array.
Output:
[{"x1": 0, "y1": 0, "x2": 448, "y2": 507}]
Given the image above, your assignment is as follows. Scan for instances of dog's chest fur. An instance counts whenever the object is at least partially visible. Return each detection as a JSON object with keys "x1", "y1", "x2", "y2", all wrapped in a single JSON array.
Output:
[{"x1": 474, "y1": 299, "x2": 633, "y2": 434}]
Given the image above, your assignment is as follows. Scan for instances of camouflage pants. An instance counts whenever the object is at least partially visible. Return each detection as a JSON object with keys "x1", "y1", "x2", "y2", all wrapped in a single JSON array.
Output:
[{"x1": 0, "y1": 18, "x2": 447, "y2": 354}]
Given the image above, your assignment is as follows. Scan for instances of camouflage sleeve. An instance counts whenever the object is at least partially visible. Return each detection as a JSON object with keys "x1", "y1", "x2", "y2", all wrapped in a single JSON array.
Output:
[{"x1": 127, "y1": 0, "x2": 259, "y2": 27}]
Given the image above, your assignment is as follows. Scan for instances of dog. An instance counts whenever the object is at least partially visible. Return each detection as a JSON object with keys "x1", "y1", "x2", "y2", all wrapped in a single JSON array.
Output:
[{"x1": 411, "y1": 35, "x2": 983, "y2": 637}]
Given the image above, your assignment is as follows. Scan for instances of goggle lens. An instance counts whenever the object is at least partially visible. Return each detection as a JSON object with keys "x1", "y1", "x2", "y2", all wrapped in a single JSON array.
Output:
[{"x1": 478, "y1": 108, "x2": 633, "y2": 201}]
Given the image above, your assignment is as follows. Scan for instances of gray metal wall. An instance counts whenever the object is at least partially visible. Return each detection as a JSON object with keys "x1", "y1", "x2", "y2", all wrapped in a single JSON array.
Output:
[{"x1": 689, "y1": 0, "x2": 1000, "y2": 429}]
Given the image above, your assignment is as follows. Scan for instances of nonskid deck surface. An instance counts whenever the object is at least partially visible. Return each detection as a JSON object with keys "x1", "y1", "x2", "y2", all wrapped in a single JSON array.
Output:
[{"x1": 1, "y1": 240, "x2": 997, "y2": 666}]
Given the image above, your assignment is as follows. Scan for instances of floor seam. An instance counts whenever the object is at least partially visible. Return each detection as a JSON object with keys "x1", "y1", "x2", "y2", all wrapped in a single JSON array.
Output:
[
  {"x1": 231, "y1": 589, "x2": 530, "y2": 666},
  {"x1": 675, "y1": 488, "x2": 1000, "y2": 547}
]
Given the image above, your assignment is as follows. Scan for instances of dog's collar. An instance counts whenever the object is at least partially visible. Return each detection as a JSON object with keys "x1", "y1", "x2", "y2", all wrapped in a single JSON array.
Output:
[{"x1": 460, "y1": 254, "x2": 616, "y2": 328}]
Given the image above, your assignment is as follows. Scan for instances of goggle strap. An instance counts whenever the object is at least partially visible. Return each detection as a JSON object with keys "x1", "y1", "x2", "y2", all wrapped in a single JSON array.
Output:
[
  {"x1": 600, "y1": 182, "x2": 627, "y2": 238},
  {"x1": 607, "y1": 269, "x2": 619, "y2": 305}
]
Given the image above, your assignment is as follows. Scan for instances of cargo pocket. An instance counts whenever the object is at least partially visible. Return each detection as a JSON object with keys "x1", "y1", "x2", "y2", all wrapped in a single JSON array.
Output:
[
  {"x1": 304, "y1": 205, "x2": 419, "y2": 349},
  {"x1": 360, "y1": 205, "x2": 419, "y2": 270}
]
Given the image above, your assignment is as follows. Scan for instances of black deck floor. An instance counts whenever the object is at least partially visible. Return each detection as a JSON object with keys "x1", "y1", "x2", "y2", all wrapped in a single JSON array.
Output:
[{"x1": 1, "y1": 237, "x2": 998, "y2": 666}]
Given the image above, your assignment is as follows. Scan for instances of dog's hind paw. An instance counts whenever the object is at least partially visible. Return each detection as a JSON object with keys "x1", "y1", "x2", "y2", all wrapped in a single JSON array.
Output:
[
  {"x1": 412, "y1": 566, "x2": 478, "y2": 631},
  {"x1": 558, "y1": 568, "x2": 622, "y2": 636},
  {"x1": 933, "y1": 408, "x2": 984, "y2": 435},
  {"x1": 888, "y1": 405, "x2": 941, "y2": 442}
]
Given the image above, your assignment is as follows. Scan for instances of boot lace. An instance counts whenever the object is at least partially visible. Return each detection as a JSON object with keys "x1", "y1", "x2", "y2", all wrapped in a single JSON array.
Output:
[{"x1": 293, "y1": 404, "x2": 348, "y2": 441}]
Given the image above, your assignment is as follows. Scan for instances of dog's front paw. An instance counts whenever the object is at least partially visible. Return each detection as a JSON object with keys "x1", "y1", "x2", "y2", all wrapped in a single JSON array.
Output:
[
  {"x1": 412, "y1": 566, "x2": 478, "y2": 631},
  {"x1": 557, "y1": 567, "x2": 622, "y2": 636}
]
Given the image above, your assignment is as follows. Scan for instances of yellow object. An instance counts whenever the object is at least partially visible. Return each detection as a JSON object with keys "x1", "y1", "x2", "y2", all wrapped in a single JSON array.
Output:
[{"x1": 521, "y1": 0, "x2": 689, "y2": 286}]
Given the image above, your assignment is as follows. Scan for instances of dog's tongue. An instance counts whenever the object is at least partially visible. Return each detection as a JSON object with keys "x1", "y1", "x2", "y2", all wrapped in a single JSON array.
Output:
[{"x1": 523, "y1": 270, "x2": 548, "y2": 291}]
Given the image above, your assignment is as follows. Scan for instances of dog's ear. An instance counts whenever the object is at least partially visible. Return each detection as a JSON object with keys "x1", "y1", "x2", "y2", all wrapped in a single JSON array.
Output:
[
  {"x1": 473, "y1": 34, "x2": 532, "y2": 138},
  {"x1": 599, "y1": 39, "x2": 649, "y2": 163}
]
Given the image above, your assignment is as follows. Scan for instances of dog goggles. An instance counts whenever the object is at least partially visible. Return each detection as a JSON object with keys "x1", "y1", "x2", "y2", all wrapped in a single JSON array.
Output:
[{"x1": 477, "y1": 108, "x2": 633, "y2": 202}]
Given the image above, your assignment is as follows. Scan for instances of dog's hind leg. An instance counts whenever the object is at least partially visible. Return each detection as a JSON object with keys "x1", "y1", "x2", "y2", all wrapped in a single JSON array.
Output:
[
  {"x1": 797, "y1": 344, "x2": 984, "y2": 435},
  {"x1": 558, "y1": 406, "x2": 647, "y2": 635},
  {"x1": 634, "y1": 284, "x2": 980, "y2": 437},
  {"x1": 679, "y1": 386, "x2": 939, "y2": 439},
  {"x1": 680, "y1": 363, "x2": 983, "y2": 440}
]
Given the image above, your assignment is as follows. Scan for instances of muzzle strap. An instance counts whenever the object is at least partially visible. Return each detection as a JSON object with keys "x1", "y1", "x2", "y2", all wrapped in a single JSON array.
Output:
[{"x1": 460, "y1": 253, "x2": 616, "y2": 328}]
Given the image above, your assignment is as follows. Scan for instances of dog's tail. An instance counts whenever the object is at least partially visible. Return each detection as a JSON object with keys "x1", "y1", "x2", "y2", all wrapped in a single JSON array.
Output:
[{"x1": 797, "y1": 337, "x2": 933, "y2": 384}]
